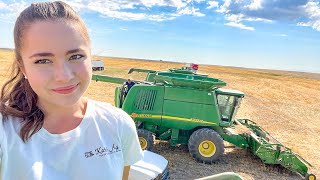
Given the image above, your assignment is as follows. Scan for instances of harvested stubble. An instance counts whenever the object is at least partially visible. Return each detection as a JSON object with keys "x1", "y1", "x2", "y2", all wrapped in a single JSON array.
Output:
[{"x1": 1, "y1": 49, "x2": 319, "y2": 180}]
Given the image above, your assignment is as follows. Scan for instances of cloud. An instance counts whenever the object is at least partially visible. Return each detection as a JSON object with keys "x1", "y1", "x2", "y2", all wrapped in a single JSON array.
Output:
[
  {"x1": 297, "y1": 22, "x2": 310, "y2": 27},
  {"x1": 226, "y1": 14, "x2": 271, "y2": 23},
  {"x1": 0, "y1": 1, "x2": 28, "y2": 23},
  {"x1": 1, "y1": 0, "x2": 320, "y2": 33},
  {"x1": 177, "y1": 6, "x2": 205, "y2": 16},
  {"x1": 95, "y1": 10, "x2": 147, "y2": 21},
  {"x1": 120, "y1": 27, "x2": 128, "y2": 31},
  {"x1": 195, "y1": 0, "x2": 206, "y2": 3},
  {"x1": 207, "y1": 1, "x2": 219, "y2": 9},
  {"x1": 216, "y1": 0, "x2": 320, "y2": 32},
  {"x1": 0, "y1": 1, "x2": 6, "y2": 9},
  {"x1": 0, "y1": 0, "x2": 208, "y2": 23},
  {"x1": 225, "y1": 22, "x2": 255, "y2": 31},
  {"x1": 137, "y1": 0, "x2": 188, "y2": 9},
  {"x1": 217, "y1": 0, "x2": 308, "y2": 20},
  {"x1": 245, "y1": 0, "x2": 263, "y2": 10},
  {"x1": 299, "y1": 1, "x2": 320, "y2": 31},
  {"x1": 64, "y1": 0, "x2": 206, "y2": 21},
  {"x1": 273, "y1": 33, "x2": 288, "y2": 37}
]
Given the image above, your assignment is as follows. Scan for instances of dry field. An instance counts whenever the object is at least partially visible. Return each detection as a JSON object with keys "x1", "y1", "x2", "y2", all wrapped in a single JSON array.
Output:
[{"x1": 1, "y1": 49, "x2": 319, "y2": 179}]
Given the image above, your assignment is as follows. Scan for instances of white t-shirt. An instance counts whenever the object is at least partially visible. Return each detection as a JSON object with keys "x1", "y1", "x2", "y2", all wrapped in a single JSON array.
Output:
[{"x1": 0, "y1": 99, "x2": 143, "y2": 180}]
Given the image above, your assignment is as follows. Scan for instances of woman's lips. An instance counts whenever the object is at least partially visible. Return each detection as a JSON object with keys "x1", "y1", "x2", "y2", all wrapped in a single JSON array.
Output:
[{"x1": 52, "y1": 84, "x2": 78, "y2": 94}]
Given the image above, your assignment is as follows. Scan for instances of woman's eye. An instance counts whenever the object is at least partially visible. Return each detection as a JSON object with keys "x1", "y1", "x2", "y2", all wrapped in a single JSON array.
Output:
[
  {"x1": 69, "y1": 54, "x2": 84, "y2": 61},
  {"x1": 34, "y1": 59, "x2": 51, "y2": 64}
]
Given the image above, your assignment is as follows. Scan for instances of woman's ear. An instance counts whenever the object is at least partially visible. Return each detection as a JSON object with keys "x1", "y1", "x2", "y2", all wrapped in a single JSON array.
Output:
[
  {"x1": 21, "y1": 71, "x2": 27, "y2": 79},
  {"x1": 18, "y1": 62, "x2": 27, "y2": 79},
  {"x1": 21, "y1": 71, "x2": 28, "y2": 79}
]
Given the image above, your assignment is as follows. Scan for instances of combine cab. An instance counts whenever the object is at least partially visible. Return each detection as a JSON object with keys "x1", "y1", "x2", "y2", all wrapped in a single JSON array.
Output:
[{"x1": 92, "y1": 65, "x2": 316, "y2": 180}]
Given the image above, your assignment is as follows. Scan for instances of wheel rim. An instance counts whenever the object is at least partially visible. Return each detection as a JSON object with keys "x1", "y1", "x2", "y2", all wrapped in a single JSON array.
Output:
[
  {"x1": 308, "y1": 175, "x2": 316, "y2": 180},
  {"x1": 139, "y1": 137, "x2": 148, "y2": 150},
  {"x1": 198, "y1": 140, "x2": 216, "y2": 157}
]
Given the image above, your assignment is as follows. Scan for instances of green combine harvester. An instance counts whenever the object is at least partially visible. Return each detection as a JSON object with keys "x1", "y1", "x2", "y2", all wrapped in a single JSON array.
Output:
[{"x1": 92, "y1": 65, "x2": 316, "y2": 180}]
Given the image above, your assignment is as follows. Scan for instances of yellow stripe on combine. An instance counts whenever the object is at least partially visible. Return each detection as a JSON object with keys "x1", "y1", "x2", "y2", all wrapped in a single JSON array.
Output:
[
  {"x1": 163, "y1": 116, "x2": 215, "y2": 125},
  {"x1": 130, "y1": 113, "x2": 215, "y2": 125}
]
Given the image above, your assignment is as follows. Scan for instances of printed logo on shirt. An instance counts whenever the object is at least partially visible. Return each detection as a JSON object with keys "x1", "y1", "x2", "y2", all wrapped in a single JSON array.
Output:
[{"x1": 84, "y1": 144, "x2": 121, "y2": 158}]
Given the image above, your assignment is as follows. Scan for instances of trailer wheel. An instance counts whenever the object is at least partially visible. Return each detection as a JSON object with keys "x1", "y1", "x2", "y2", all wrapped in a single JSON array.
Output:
[
  {"x1": 137, "y1": 129, "x2": 154, "y2": 151},
  {"x1": 306, "y1": 173, "x2": 316, "y2": 180},
  {"x1": 188, "y1": 128, "x2": 224, "y2": 164}
]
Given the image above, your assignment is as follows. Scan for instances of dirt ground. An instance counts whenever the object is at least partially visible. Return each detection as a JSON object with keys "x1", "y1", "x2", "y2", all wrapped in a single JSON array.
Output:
[{"x1": 1, "y1": 49, "x2": 319, "y2": 179}]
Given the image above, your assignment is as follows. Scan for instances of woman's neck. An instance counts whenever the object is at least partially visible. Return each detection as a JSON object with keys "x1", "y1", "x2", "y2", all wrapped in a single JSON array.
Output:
[{"x1": 39, "y1": 97, "x2": 88, "y2": 134}]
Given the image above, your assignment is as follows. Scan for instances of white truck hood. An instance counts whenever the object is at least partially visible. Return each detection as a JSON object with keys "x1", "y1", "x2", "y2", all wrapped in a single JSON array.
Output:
[{"x1": 129, "y1": 150, "x2": 169, "y2": 180}]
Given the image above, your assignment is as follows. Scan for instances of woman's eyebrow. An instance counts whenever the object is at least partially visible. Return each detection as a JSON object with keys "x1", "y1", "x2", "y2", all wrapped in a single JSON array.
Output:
[
  {"x1": 66, "y1": 48, "x2": 84, "y2": 55},
  {"x1": 29, "y1": 52, "x2": 54, "y2": 58},
  {"x1": 29, "y1": 48, "x2": 85, "y2": 58}
]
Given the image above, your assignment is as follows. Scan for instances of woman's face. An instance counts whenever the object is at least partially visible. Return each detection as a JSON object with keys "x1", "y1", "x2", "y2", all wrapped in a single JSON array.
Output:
[{"x1": 20, "y1": 20, "x2": 92, "y2": 109}]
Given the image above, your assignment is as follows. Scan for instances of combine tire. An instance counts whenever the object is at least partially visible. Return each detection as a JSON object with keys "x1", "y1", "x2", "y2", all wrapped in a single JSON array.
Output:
[
  {"x1": 188, "y1": 128, "x2": 224, "y2": 164},
  {"x1": 137, "y1": 129, "x2": 154, "y2": 151},
  {"x1": 306, "y1": 173, "x2": 316, "y2": 180}
]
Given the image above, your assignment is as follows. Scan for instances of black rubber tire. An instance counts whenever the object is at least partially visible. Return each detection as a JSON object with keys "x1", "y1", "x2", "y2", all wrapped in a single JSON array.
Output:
[
  {"x1": 306, "y1": 173, "x2": 316, "y2": 180},
  {"x1": 188, "y1": 128, "x2": 224, "y2": 164},
  {"x1": 137, "y1": 129, "x2": 154, "y2": 151}
]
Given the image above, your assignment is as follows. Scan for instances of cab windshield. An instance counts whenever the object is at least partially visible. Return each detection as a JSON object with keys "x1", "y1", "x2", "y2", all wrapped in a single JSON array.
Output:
[{"x1": 217, "y1": 94, "x2": 241, "y2": 122}]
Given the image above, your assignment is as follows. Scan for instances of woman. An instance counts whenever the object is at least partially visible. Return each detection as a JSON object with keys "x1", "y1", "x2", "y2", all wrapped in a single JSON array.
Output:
[{"x1": 0, "y1": 1, "x2": 143, "y2": 180}]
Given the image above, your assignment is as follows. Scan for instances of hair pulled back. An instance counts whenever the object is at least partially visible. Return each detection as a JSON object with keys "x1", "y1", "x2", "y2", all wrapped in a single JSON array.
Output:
[{"x1": 0, "y1": 1, "x2": 90, "y2": 142}]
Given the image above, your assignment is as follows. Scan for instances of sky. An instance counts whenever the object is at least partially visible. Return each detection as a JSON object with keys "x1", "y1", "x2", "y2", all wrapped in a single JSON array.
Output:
[{"x1": 0, "y1": 0, "x2": 320, "y2": 73}]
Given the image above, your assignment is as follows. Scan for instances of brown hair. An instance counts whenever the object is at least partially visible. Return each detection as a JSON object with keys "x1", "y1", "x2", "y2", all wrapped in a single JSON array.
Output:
[{"x1": 0, "y1": 1, "x2": 90, "y2": 142}]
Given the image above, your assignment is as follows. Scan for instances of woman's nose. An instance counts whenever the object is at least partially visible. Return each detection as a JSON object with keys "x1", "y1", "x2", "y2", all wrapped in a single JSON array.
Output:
[{"x1": 54, "y1": 61, "x2": 75, "y2": 82}]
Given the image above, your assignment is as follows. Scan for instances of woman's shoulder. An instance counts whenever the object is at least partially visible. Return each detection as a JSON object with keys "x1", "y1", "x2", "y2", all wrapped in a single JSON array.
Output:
[
  {"x1": 89, "y1": 99, "x2": 122, "y2": 114},
  {"x1": 0, "y1": 113, "x2": 3, "y2": 143},
  {"x1": 0, "y1": 113, "x2": 22, "y2": 135},
  {"x1": 0, "y1": 113, "x2": 20, "y2": 145},
  {"x1": 87, "y1": 99, "x2": 131, "y2": 124}
]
